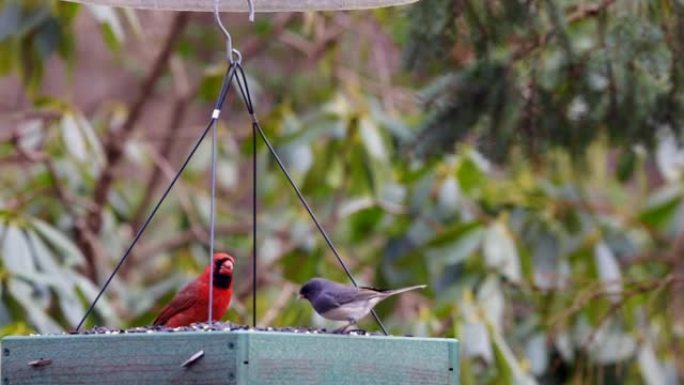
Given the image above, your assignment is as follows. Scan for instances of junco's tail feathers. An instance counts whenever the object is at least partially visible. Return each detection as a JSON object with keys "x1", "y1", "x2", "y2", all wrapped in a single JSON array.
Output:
[{"x1": 361, "y1": 284, "x2": 427, "y2": 298}]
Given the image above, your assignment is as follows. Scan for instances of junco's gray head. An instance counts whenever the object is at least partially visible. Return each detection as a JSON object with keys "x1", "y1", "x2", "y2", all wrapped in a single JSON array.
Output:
[
  {"x1": 298, "y1": 278, "x2": 328, "y2": 301},
  {"x1": 299, "y1": 277, "x2": 426, "y2": 332}
]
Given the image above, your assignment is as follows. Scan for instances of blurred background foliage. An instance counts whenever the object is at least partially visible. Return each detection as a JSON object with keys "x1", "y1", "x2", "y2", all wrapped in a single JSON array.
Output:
[{"x1": 1, "y1": 0, "x2": 683, "y2": 384}]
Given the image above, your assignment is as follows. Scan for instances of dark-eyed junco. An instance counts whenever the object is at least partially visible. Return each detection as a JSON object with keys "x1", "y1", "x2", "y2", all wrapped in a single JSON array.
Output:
[{"x1": 299, "y1": 277, "x2": 426, "y2": 332}]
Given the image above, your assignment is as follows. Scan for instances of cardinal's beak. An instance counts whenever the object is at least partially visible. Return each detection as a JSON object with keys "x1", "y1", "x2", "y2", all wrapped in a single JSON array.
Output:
[{"x1": 219, "y1": 259, "x2": 234, "y2": 275}]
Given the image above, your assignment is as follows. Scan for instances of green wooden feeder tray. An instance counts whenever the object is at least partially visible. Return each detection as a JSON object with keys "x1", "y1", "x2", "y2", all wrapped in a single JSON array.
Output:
[{"x1": 1, "y1": 329, "x2": 459, "y2": 384}]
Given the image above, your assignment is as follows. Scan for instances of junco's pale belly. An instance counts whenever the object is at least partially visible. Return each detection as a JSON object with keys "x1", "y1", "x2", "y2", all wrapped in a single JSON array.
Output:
[{"x1": 321, "y1": 301, "x2": 373, "y2": 321}]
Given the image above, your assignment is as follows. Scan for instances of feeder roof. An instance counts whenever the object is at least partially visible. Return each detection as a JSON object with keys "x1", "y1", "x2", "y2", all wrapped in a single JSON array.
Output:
[{"x1": 62, "y1": 0, "x2": 419, "y2": 12}]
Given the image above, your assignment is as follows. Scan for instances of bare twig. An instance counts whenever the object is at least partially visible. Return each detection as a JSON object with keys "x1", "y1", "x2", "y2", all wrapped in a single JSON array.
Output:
[
  {"x1": 548, "y1": 275, "x2": 683, "y2": 332},
  {"x1": 257, "y1": 282, "x2": 297, "y2": 327},
  {"x1": 87, "y1": 12, "x2": 191, "y2": 235},
  {"x1": 129, "y1": 85, "x2": 192, "y2": 230},
  {"x1": 580, "y1": 275, "x2": 675, "y2": 351},
  {"x1": 512, "y1": 0, "x2": 616, "y2": 62},
  {"x1": 119, "y1": 137, "x2": 209, "y2": 277},
  {"x1": 136, "y1": 224, "x2": 249, "y2": 257},
  {"x1": 130, "y1": 12, "x2": 297, "y2": 233},
  {"x1": 74, "y1": 13, "x2": 191, "y2": 281},
  {"x1": 240, "y1": 13, "x2": 297, "y2": 59},
  {"x1": 44, "y1": 159, "x2": 105, "y2": 280}
]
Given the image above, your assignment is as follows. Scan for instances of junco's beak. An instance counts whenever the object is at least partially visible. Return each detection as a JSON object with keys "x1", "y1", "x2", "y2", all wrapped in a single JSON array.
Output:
[{"x1": 297, "y1": 293, "x2": 303, "y2": 300}]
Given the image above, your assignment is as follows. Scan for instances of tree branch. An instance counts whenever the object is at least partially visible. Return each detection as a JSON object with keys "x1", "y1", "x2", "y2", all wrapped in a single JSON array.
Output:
[
  {"x1": 87, "y1": 12, "x2": 191, "y2": 235},
  {"x1": 136, "y1": 223, "x2": 249, "y2": 257},
  {"x1": 130, "y1": 12, "x2": 297, "y2": 232},
  {"x1": 74, "y1": 12, "x2": 191, "y2": 282},
  {"x1": 512, "y1": 0, "x2": 616, "y2": 62}
]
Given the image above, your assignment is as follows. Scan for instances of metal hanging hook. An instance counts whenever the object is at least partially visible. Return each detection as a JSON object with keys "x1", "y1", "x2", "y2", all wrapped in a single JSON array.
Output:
[
  {"x1": 247, "y1": 0, "x2": 255, "y2": 22},
  {"x1": 213, "y1": 0, "x2": 255, "y2": 63}
]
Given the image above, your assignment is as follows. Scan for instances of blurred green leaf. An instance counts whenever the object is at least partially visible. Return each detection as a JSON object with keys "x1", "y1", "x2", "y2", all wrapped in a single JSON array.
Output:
[
  {"x1": 60, "y1": 113, "x2": 90, "y2": 163},
  {"x1": 0, "y1": 322, "x2": 33, "y2": 337},
  {"x1": 7, "y1": 278, "x2": 61, "y2": 334},
  {"x1": 86, "y1": 5, "x2": 124, "y2": 50},
  {"x1": 638, "y1": 341, "x2": 666, "y2": 385},
  {"x1": 1, "y1": 223, "x2": 37, "y2": 276},
  {"x1": 0, "y1": 39, "x2": 14, "y2": 74},
  {"x1": 30, "y1": 218, "x2": 85, "y2": 267},
  {"x1": 639, "y1": 188, "x2": 682, "y2": 228},
  {"x1": 593, "y1": 242, "x2": 622, "y2": 303},
  {"x1": 426, "y1": 222, "x2": 483, "y2": 266},
  {"x1": 0, "y1": 3, "x2": 21, "y2": 41},
  {"x1": 457, "y1": 156, "x2": 486, "y2": 195},
  {"x1": 282, "y1": 250, "x2": 319, "y2": 284},
  {"x1": 35, "y1": 18, "x2": 60, "y2": 59},
  {"x1": 483, "y1": 221, "x2": 521, "y2": 282}
]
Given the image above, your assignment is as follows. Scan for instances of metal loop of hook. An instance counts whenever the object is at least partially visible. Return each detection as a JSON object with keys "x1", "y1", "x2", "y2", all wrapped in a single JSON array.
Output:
[
  {"x1": 229, "y1": 47, "x2": 242, "y2": 64},
  {"x1": 213, "y1": 0, "x2": 255, "y2": 63}
]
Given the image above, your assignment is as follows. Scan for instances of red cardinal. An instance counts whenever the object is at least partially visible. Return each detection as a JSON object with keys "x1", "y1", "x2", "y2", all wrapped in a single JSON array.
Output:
[{"x1": 153, "y1": 253, "x2": 235, "y2": 327}]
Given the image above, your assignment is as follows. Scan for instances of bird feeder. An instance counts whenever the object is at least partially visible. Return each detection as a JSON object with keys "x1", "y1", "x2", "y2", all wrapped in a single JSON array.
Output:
[
  {"x1": 1, "y1": 0, "x2": 460, "y2": 384},
  {"x1": 2, "y1": 327, "x2": 459, "y2": 384}
]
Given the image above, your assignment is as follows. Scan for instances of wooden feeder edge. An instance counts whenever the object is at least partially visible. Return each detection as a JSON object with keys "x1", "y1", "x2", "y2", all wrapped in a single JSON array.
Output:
[{"x1": 1, "y1": 330, "x2": 459, "y2": 384}]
